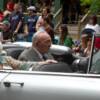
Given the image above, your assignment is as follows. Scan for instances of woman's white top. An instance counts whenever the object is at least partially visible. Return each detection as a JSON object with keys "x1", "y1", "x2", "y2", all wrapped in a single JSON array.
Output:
[{"x1": 85, "y1": 24, "x2": 100, "y2": 34}]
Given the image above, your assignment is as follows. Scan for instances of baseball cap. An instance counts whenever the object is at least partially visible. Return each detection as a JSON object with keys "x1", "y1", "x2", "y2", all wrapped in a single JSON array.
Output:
[
  {"x1": 2, "y1": 20, "x2": 10, "y2": 26},
  {"x1": 27, "y1": 6, "x2": 36, "y2": 12}
]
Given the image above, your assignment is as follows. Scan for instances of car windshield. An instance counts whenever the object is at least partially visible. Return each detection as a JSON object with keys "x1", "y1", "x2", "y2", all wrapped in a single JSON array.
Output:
[
  {"x1": 90, "y1": 35, "x2": 100, "y2": 74},
  {"x1": 0, "y1": 32, "x2": 96, "y2": 74}
]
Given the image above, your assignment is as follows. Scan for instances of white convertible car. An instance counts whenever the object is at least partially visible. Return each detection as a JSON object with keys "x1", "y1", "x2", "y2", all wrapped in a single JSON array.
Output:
[{"x1": 0, "y1": 33, "x2": 100, "y2": 100}]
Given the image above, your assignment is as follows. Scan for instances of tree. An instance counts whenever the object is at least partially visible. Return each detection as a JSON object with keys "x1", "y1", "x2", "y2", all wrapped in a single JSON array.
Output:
[
  {"x1": 80, "y1": 0, "x2": 92, "y2": 6},
  {"x1": 80, "y1": 0, "x2": 100, "y2": 14},
  {"x1": 90, "y1": 0, "x2": 100, "y2": 14}
]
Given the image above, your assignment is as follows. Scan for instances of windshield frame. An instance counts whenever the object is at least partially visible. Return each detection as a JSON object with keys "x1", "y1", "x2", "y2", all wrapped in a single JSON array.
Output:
[{"x1": 87, "y1": 34, "x2": 100, "y2": 73}]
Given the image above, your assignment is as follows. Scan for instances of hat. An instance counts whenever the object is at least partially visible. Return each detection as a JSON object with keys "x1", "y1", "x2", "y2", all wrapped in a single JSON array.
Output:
[
  {"x1": 27, "y1": 6, "x2": 36, "y2": 12},
  {"x1": 2, "y1": 20, "x2": 10, "y2": 26}
]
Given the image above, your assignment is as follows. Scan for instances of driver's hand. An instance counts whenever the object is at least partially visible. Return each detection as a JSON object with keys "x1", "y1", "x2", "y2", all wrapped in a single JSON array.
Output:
[
  {"x1": 45, "y1": 59, "x2": 58, "y2": 64},
  {"x1": 13, "y1": 31, "x2": 18, "y2": 35},
  {"x1": 39, "y1": 60, "x2": 58, "y2": 65}
]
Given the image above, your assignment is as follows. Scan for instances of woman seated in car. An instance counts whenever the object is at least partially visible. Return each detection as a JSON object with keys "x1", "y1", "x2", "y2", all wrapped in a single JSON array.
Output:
[
  {"x1": 73, "y1": 32, "x2": 93, "y2": 57},
  {"x1": 73, "y1": 33, "x2": 88, "y2": 56},
  {"x1": 84, "y1": 38, "x2": 92, "y2": 57}
]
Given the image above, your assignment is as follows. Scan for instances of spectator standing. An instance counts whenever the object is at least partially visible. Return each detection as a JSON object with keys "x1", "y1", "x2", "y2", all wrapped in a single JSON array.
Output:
[
  {"x1": 36, "y1": 14, "x2": 54, "y2": 43},
  {"x1": 45, "y1": 13, "x2": 54, "y2": 28},
  {"x1": 3, "y1": 0, "x2": 14, "y2": 28},
  {"x1": 6, "y1": 0, "x2": 14, "y2": 12},
  {"x1": 36, "y1": 0, "x2": 52, "y2": 12},
  {"x1": 0, "y1": 20, "x2": 10, "y2": 42},
  {"x1": 9, "y1": 3, "x2": 25, "y2": 41},
  {"x1": 24, "y1": 6, "x2": 39, "y2": 42},
  {"x1": 36, "y1": 7, "x2": 51, "y2": 30},
  {"x1": 0, "y1": 10, "x2": 4, "y2": 22},
  {"x1": 44, "y1": 16, "x2": 54, "y2": 42},
  {"x1": 85, "y1": 15, "x2": 100, "y2": 34}
]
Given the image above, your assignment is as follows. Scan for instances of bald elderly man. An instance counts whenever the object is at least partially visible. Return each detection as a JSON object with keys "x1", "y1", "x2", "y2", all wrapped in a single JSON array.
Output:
[{"x1": 18, "y1": 32, "x2": 54, "y2": 61}]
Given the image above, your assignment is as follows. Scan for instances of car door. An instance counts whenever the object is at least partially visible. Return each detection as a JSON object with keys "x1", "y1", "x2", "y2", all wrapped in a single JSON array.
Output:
[
  {"x1": 1, "y1": 70, "x2": 100, "y2": 100},
  {"x1": 0, "y1": 70, "x2": 10, "y2": 82},
  {"x1": 1, "y1": 34, "x2": 100, "y2": 100},
  {"x1": 0, "y1": 70, "x2": 11, "y2": 95}
]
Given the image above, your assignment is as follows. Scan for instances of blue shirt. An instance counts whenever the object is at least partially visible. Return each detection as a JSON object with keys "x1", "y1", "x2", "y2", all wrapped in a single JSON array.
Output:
[
  {"x1": 9, "y1": 11, "x2": 24, "y2": 33},
  {"x1": 26, "y1": 15, "x2": 38, "y2": 34}
]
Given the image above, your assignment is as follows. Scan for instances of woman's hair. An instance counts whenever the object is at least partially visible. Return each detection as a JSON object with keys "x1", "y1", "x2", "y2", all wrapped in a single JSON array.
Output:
[
  {"x1": 43, "y1": 0, "x2": 52, "y2": 7},
  {"x1": 43, "y1": 13, "x2": 53, "y2": 25},
  {"x1": 60, "y1": 24, "x2": 69, "y2": 44},
  {"x1": 42, "y1": 7, "x2": 50, "y2": 14},
  {"x1": 89, "y1": 15, "x2": 97, "y2": 25},
  {"x1": 60, "y1": 24, "x2": 68, "y2": 34}
]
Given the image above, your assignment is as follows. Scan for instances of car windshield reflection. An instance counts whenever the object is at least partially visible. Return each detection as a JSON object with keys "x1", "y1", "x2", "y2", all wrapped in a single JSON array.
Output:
[{"x1": 90, "y1": 35, "x2": 100, "y2": 74}]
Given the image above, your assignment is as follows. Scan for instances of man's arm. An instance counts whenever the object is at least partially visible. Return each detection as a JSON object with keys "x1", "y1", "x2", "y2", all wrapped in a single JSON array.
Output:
[
  {"x1": 14, "y1": 21, "x2": 22, "y2": 33},
  {"x1": 24, "y1": 24, "x2": 29, "y2": 36},
  {"x1": 5, "y1": 56, "x2": 39, "y2": 70},
  {"x1": 5, "y1": 56, "x2": 57, "y2": 70},
  {"x1": 5, "y1": 56, "x2": 22, "y2": 70}
]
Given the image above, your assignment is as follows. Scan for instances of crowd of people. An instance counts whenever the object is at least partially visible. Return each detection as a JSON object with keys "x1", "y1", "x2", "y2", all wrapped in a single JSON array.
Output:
[
  {"x1": 0, "y1": 1, "x2": 75, "y2": 48},
  {"x1": 0, "y1": 1, "x2": 100, "y2": 71},
  {"x1": 0, "y1": 1, "x2": 54, "y2": 42}
]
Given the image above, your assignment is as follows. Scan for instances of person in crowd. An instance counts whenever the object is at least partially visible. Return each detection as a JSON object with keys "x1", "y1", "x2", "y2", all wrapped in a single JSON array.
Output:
[
  {"x1": 45, "y1": 13, "x2": 54, "y2": 28},
  {"x1": 35, "y1": 0, "x2": 44, "y2": 12},
  {"x1": 84, "y1": 38, "x2": 92, "y2": 57},
  {"x1": 59, "y1": 24, "x2": 74, "y2": 48},
  {"x1": 0, "y1": 20, "x2": 11, "y2": 42},
  {"x1": 45, "y1": 24, "x2": 54, "y2": 43},
  {"x1": 36, "y1": 7, "x2": 50, "y2": 30},
  {"x1": 24, "y1": 6, "x2": 39, "y2": 42},
  {"x1": 6, "y1": 0, "x2": 15, "y2": 12},
  {"x1": 39, "y1": 16, "x2": 54, "y2": 42},
  {"x1": 36, "y1": 0, "x2": 52, "y2": 12},
  {"x1": 3, "y1": 9, "x2": 11, "y2": 21},
  {"x1": 36, "y1": 13, "x2": 54, "y2": 43},
  {"x1": 85, "y1": 15, "x2": 100, "y2": 34},
  {"x1": 18, "y1": 31, "x2": 54, "y2": 61},
  {"x1": 42, "y1": 0, "x2": 52, "y2": 9},
  {"x1": 41, "y1": 7, "x2": 51, "y2": 19},
  {"x1": 18, "y1": 2, "x2": 25, "y2": 13},
  {"x1": 0, "y1": 10, "x2": 4, "y2": 22},
  {"x1": 3, "y1": 0, "x2": 14, "y2": 20},
  {"x1": 9, "y1": 3, "x2": 25, "y2": 41}
]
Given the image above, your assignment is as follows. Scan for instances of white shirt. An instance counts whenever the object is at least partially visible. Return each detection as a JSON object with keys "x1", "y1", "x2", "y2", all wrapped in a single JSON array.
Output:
[{"x1": 85, "y1": 24, "x2": 100, "y2": 34}]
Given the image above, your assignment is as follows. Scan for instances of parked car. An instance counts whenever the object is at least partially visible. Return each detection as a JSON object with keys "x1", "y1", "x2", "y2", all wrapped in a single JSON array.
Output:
[{"x1": 0, "y1": 34, "x2": 100, "y2": 100}]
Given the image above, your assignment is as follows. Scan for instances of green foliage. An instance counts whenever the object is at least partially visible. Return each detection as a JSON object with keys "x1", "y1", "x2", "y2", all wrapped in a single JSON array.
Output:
[
  {"x1": 90, "y1": 0, "x2": 100, "y2": 14},
  {"x1": 80, "y1": 0, "x2": 100, "y2": 14},
  {"x1": 80, "y1": 0, "x2": 93, "y2": 6}
]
